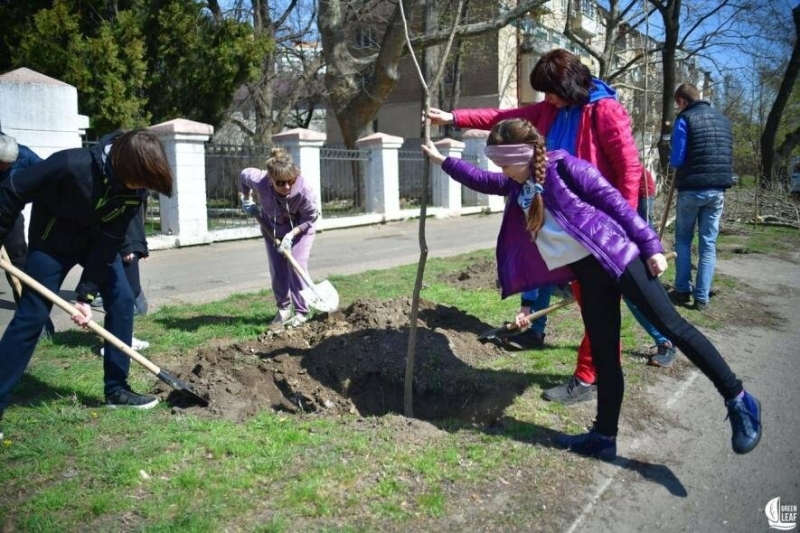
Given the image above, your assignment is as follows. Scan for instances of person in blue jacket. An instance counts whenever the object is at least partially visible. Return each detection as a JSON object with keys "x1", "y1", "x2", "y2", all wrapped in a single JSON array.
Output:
[
  {"x1": 0, "y1": 129, "x2": 174, "y2": 441},
  {"x1": 422, "y1": 117, "x2": 761, "y2": 461}
]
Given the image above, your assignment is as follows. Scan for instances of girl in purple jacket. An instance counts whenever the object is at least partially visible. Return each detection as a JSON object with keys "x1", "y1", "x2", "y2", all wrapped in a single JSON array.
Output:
[
  {"x1": 239, "y1": 147, "x2": 319, "y2": 328},
  {"x1": 422, "y1": 118, "x2": 761, "y2": 460}
]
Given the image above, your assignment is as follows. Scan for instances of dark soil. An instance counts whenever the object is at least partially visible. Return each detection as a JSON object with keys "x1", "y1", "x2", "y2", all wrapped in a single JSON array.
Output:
[
  {"x1": 156, "y1": 296, "x2": 525, "y2": 423},
  {"x1": 155, "y1": 254, "x2": 783, "y2": 424}
]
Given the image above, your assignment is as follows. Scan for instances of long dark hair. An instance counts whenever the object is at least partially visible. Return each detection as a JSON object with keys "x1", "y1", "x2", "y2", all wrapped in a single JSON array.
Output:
[
  {"x1": 487, "y1": 119, "x2": 548, "y2": 237},
  {"x1": 529, "y1": 49, "x2": 593, "y2": 106}
]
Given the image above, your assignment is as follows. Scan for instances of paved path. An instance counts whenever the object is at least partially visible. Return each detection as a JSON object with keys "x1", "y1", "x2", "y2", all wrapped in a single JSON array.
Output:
[{"x1": 0, "y1": 213, "x2": 504, "y2": 333}]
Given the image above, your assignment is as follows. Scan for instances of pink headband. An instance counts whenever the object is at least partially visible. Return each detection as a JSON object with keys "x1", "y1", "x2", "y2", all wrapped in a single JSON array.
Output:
[{"x1": 484, "y1": 144, "x2": 534, "y2": 166}]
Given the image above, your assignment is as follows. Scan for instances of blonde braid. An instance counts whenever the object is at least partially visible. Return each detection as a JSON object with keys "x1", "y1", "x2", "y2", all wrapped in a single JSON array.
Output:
[{"x1": 526, "y1": 133, "x2": 548, "y2": 237}]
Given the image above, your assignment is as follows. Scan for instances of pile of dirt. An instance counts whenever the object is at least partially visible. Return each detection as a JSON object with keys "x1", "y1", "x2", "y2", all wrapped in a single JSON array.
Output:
[
  {"x1": 156, "y1": 297, "x2": 529, "y2": 423},
  {"x1": 438, "y1": 258, "x2": 499, "y2": 291}
]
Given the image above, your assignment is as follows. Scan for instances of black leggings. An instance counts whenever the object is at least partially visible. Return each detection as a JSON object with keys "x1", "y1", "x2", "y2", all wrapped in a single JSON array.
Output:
[{"x1": 569, "y1": 254, "x2": 743, "y2": 436}]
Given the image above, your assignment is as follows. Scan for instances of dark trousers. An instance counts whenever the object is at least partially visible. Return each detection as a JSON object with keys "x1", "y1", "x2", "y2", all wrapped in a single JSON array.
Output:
[
  {"x1": 3, "y1": 213, "x2": 56, "y2": 336},
  {"x1": 570, "y1": 254, "x2": 743, "y2": 437},
  {"x1": 0, "y1": 249, "x2": 134, "y2": 411}
]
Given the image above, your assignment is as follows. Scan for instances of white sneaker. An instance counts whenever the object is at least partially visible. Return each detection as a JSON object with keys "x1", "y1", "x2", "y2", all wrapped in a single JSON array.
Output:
[
  {"x1": 132, "y1": 337, "x2": 150, "y2": 351},
  {"x1": 100, "y1": 336, "x2": 150, "y2": 356},
  {"x1": 271, "y1": 308, "x2": 293, "y2": 327},
  {"x1": 286, "y1": 314, "x2": 308, "y2": 328}
]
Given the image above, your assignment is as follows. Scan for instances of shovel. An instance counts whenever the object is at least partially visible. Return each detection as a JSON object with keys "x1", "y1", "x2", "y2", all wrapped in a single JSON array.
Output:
[
  {"x1": 0, "y1": 257, "x2": 209, "y2": 407},
  {"x1": 478, "y1": 251, "x2": 678, "y2": 343},
  {"x1": 253, "y1": 212, "x2": 339, "y2": 313},
  {"x1": 478, "y1": 297, "x2": 575, "y2": 343}
]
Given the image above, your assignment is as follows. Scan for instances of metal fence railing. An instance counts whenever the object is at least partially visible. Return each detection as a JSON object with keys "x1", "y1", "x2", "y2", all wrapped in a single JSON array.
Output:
[
  {"x1": 461, "y1": 153, "x2": 482, "y2": 207},
  {"x1": 205, "y1": 144, "x2": 272, "y2": 230},
  {"x1": 319, "y1": 145, "x2": 369, "y2": 217},
  {"x1": 399, "y1": 139, "x2": 430, "y2": 208}
]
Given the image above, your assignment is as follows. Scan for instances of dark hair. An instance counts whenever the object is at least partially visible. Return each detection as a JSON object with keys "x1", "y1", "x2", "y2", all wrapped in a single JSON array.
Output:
[
  {"x1": 674, "y1": 83, "x2": 700, "y2": 104},
  {"x1": 110, "y1": 129, "x2": 173, "y2": 196},
  {"x1": 529, "y1": 49, "x2": 593, "y2": 106},
  {"x1": 487, "y1": 119, "x2": 548, "y2": 237},
  {"x1": 266, "y1": 146, "x2": 300, "y2": 183}
]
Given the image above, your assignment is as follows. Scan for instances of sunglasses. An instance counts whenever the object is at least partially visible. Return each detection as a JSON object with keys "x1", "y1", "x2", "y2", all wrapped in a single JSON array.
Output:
[{"x1": 273, "y1": 179, "x2": 295, "y2": 187}]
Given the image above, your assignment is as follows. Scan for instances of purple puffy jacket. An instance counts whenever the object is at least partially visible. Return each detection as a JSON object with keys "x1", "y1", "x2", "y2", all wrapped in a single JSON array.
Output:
[{"x1": 441, "y1": 150, "x2": 664, "y2": 298}]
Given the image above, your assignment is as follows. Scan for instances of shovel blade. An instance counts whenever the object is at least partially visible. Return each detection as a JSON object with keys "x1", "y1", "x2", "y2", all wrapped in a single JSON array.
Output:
[
  {"x1": 300, "y1": 279, "x2": 339, "y2": 313},
  {"x1": 477, "y1": 322, "x2": 516, "y2": 343},
  {"x1": 157, "y1": 369, "x2": 209, "y2": 406}
]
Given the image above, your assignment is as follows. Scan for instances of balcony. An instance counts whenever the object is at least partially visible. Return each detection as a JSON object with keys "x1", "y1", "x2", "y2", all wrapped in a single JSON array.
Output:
[
  {"x1": 569, "y1": 12, "x2": 598, "y2": 39},
  {"x1": 520, "y1": 32, "x2": 551, "y2": 55}
]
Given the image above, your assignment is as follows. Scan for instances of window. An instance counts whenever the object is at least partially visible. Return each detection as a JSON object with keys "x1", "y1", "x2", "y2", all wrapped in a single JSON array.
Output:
[
  {"x1": 579, "y1": 0, "x2": 594, "y2": 18},
  {"x1": 355, "y1": 27, "x2": 378, "y2": 49}
]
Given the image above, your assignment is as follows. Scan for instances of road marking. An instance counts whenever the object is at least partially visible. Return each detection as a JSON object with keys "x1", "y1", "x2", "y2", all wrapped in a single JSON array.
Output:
[{"x1": 564, "y1": 369, "x2": 701, "y2": 533}]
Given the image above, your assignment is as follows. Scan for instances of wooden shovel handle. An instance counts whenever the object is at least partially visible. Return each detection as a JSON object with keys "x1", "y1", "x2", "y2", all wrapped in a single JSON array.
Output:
[
  {"x1": 0, "y1": 247, "x2": 23, "y2": 300},
  {"x1": 0, "y1": 256, "x2": 161, "y2": 375}
]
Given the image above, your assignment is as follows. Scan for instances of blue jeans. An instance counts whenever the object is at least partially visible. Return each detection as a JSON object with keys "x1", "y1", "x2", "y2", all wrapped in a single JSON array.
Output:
[
  {"x1": 637, "y1": 195, "x2": 655, "y2": 227},
  {"x1": 625, "y1": 297, "x2": 670, "y2": 346},
  {"x1": 0, "y1": 250, "x2": 135, "y2": 411},
  {"x1": 674, "y1": 190, "x2": 724, "y2": 304},
  {"x1": 630, "y1": 195, "x2": 670, "y2": 346},
  {"x1": 521, "y1": 285, "x2": 553, "y2": 335}
]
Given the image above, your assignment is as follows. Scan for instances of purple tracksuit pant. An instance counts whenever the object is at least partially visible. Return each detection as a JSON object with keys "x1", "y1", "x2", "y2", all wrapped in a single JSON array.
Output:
[{"x1": 264, "y1": 230, "x2": 315, "y2": 315}]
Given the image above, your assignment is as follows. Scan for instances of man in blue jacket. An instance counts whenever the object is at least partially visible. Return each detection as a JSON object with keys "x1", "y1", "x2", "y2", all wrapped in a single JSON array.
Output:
[
  {"x1": 669, "y1": 83, "x2": 734, "y2": 311},
  {"x1": 0, "y1": 133, "x2": 56, "y2": 338},
  {"x1": 0, "y1": 129, "x2": 174, "y2": 440}
]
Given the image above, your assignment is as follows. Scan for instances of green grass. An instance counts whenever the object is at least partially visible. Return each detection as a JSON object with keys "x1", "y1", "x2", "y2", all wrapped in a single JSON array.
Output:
[{"x1": 1, "y1": 227, "x2": 794, "y2": 531}]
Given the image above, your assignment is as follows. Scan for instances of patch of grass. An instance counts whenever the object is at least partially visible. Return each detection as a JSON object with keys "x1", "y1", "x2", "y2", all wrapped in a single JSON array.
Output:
[{"x1": 2, "y1": 228, "x2": 795, "y2": 531}]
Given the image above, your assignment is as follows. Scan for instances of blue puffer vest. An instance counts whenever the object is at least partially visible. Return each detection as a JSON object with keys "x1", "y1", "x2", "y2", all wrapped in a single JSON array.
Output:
[{"x1": 675, "y1": 101, "x2": 733, "y2": 190}]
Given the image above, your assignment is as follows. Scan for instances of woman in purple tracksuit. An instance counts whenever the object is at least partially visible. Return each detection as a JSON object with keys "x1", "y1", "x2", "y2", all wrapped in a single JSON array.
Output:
[
  {"x1": 239, "y1": 147, "x2": 319, "y2": 328},
  {"x1": 422, "y1": 118, "x2": 761, "y2": 461}
]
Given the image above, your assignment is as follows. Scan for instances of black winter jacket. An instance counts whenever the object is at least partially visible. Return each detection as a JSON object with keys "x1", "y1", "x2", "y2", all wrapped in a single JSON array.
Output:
[
  {"x1": 675, "y1": 100, "x2": 734, "y2": 191},
  {"x1": 0, "y1": 132, "x2": 148, "y2": 303}
]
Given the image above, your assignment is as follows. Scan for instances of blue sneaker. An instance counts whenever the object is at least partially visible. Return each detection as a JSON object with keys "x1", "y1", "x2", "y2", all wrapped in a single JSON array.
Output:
[
  {"x1": 557, "y1": 429, "x2": 617, "y2": 461},
  {"x1": 725, "y1": 391, "x2": 761, "y2": 454}
]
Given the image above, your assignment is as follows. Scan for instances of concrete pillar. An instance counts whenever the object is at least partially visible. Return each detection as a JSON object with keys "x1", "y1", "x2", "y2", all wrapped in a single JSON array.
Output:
[
  {"x1": 0, "y1": 68, "x2": 88, "y2": 157},
  {"x1": 150, "y1": 118, "x2": 214, "y2": 247},
  {"x1": 356, "y1": 132, "x2": 403, "y2": 216},
  {"x1": 273, "y1": 128, "x2": 326, "y2": 214},
  {"x1": 463, "y1": 129, "x2": 506, "y2": 212},
  {"x1": 431, "y1": 138, "x2": 465, "y2": 214}
]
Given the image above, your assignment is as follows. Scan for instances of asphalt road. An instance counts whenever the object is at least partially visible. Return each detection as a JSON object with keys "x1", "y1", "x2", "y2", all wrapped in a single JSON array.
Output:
[
  {"x1": 1, "y1": 213, "x2": 798, "y2": 532},
  {"x1": 0, "y1": 213, "x2": 505, "y2": 333}
]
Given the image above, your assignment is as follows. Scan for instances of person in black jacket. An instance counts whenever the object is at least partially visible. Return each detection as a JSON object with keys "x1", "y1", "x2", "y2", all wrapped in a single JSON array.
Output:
[
  {"x1": 95, "y1": 204, "x2": 151, "y2": 353},
  {"x1": 0, "y1": 129, "x2": 173, "y2": 431}
]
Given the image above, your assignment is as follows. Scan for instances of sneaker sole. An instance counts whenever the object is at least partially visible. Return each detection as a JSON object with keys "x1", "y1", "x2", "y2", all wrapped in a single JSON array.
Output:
[{"x1": 106, "y1": 398, "x2": 159, "y2": 410}]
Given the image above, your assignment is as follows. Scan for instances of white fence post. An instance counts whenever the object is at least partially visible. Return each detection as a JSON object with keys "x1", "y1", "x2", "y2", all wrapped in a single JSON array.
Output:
[
  {"x1": 431, "y1": 138, "x2": 465, "y2": 215},
  {"x1": 150, "y1": 118, "x2": 214, "y2": 247},
  {"x1": 356, "y1": 132, "x2": 402, "y2": 216},
  {"x1": 273, "y1": 128, "x2": 326, "y2": 216},
  {"x1": 463, "y1": 129, "x2": 505, "y2": 212}
]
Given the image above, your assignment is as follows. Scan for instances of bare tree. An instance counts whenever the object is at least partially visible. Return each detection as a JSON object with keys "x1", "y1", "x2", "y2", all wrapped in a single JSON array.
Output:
[
  {"x1": 647, "y1": 0, "x2": 753, "y2": 174},
  {"x1": 225, "y1": 0, "x2": 324, "y2": 146},
  {"x1": 760, "y1": 4, "x2": 800, "y2": 186},
  {"x1": 397, "y1": 0, "x2": 464, "y2": 418},
  {"x1": 318, "y1": 0, "x2": 550, "y2": 148}
]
